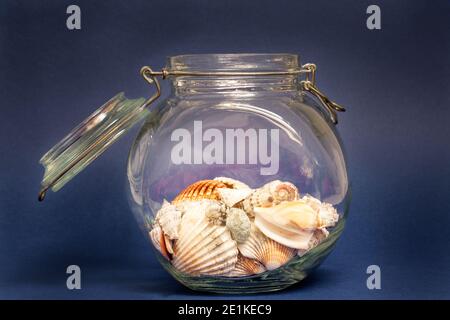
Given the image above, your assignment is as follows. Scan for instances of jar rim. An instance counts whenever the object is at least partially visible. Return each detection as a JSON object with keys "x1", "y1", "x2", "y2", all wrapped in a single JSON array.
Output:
[{"x1": 168, "y1": 53, "x2": 300, "y2": 73}]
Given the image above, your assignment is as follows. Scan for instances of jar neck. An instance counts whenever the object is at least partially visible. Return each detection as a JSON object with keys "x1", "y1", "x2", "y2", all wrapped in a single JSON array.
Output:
[{"x1": 167, "y1": 54, "x2": 301, "y2": 97}]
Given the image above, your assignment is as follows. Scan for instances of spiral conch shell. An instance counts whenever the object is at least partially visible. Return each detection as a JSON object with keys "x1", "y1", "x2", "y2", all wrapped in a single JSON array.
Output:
[
  {"x1": 254, "y1": 199, "x2": 339, "y2": 250},
  {"x1": 238, "y1": 225, "x2": 296, "y2": 270},
  {"x1": 172, "y1": 204, "x2": 239, "y2": 276},
  {"x1": 243, "y1": 180, "x2": 299, "y2": 216},
  {"x1": 228, "y1": 255, "x2": 266, "y2": 277}
]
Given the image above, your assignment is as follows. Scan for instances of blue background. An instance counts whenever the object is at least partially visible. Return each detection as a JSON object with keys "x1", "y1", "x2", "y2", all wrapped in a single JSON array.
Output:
[{"x1": 0, "y1": 0, "x2": 449, "y2": 299}]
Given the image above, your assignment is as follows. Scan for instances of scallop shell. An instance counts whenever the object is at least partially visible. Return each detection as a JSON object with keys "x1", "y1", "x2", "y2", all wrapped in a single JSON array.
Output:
[
  {"x1": 214, "y1": 176, "x2": 250, "y2": 189},
  {"x1": 149, "y1": 225, "x2": 170, "y2": 260},
  {"x1": 237, "y1": 225, "x2": 296, "y2": 271},
  {"x1": 155, "y1": 200, "x2": 182, "y2": 240},
  {"x1": 172, "y1": 209, "x2": 238, "y2": 276},
  {"x1": 227, "y1": 255, "x2": 266, "y2": 277},
  {"x1": 172, "y1": 180, "x2": 229, "y2": 203},
  {"x1": 243, "y1": 180, "x2": 299, "y2": 216}
]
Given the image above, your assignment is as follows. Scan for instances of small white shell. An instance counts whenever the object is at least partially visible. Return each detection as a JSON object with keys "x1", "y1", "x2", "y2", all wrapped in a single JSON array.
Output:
[
  {"x1": 172, "y1": 208, "x2": 238, "y2": 276},
  {"x1": 238, "y1": 225, "x2": 296, "y2": 271},
  {"x1": 226, "y1": 208, "x2": 251, "y2": 243},
  {"x1": 155, "y1": 200, "x2": 182, "y2": 240},
  {"x1": 217, "y1": 187, "x2": 253, "y2": 207}
]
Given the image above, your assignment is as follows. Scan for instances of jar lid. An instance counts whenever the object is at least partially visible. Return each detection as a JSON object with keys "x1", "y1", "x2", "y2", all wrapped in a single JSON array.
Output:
[{"x1": 38, "y1": 92, "x2": 147, "y2": 201}]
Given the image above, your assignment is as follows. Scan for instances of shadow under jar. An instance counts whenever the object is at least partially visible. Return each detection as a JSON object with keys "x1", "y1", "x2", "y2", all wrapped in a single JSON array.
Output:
[{"x1": 127, "y1": 54, "x2": 350, "y2": 293}]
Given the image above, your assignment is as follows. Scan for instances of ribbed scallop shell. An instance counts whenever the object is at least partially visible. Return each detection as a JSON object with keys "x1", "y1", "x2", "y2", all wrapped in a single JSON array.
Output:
[
  {"x1": 227, "y1": 255, "x2": 266, "y2": 277},
  {"x1": 172, "y1": 180, "x2": 229, "y2": 203},
  {"x1": 172, "y1": 213, "x2": 238, "y2": 276},
  {"x1": 237, "y1": 225, "x2": 296, "y2": 271}
]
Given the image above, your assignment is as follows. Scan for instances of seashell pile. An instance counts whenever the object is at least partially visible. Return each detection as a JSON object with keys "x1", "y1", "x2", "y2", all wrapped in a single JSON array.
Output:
[{"x1": 149, "y1": 177, "x2": 340, "y2": 277}]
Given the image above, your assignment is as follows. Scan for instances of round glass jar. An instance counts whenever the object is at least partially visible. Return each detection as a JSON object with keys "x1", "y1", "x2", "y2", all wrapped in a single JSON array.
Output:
[{"x1": 126, "y1": 54, "x2": 350, "y2": 293}]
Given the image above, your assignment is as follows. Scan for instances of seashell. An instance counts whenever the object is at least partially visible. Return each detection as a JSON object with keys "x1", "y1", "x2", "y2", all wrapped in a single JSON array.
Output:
[
  {"x1": 214, "y1": 176, "x2": 250, "y2": 189},
  {"x1": 253, "y1": 199, "x2": 338, "y2": 250},
  {"x1": 173, "y1": 180, "x2": 229, "y2": 203},
  {"x1": 155, "y1": 199, "x2": 182, "y2": 240},
  {"x1": 301, "y1": 195, "x2": 339, "y2": 228},
  {"x1": 226, "y1": 208, "x2": 251, "y2": 243},
  {"x1": 238, "y1": 225, "x2": 296, "y2": 271},
  {"x1": 149, "y1": 225, "x2": 170, "y2": 260},
  {"x1": 217, "y1": 187, "x2": 253, "y2": 207},
  {"x1": 242, "y1": 180, "x2": 299, "y2": 216},
  {"x1": 227, "y1": 255, "x2": 266, "y2": 277},
  {"x1": 172, "y1": 210, "x2": 238, "y2": 276},
  {"x1": 298, "y1": 228, "x2": 329, "y2": 256},
  {"x1": 266, "y1": 180, "x2": 299, "y2": 203},
  {"x1": 176, "y1": 199, "x2": 227, "y2": 226}
]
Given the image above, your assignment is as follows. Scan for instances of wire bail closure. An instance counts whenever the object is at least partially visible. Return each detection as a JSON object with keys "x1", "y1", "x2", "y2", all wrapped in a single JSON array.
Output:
[{"x1": 140, "y1": 63, "x2": 345, "y2": 124}]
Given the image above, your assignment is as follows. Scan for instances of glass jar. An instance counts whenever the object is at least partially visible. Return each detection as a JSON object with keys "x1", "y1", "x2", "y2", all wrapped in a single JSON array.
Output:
[{"x1": 39, "y1": 53, "x2": 349, "y2": 294}]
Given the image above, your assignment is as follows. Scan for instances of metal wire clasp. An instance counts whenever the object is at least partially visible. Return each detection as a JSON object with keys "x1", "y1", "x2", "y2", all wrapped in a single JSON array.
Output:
[
  {"x1": 140, "y1": 66, "x2": 162, "y2": 108},
  {"x1": 300, "y1": 63, "x2": 345, "y2": 124}
]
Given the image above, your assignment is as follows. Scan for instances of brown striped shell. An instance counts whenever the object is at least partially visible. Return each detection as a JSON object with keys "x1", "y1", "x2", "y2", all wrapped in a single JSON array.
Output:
[
  {"x1": 227, "y1": 255, "x2": 266, "y2": 277},
  {"x1": 237, "y1": 225, "x2": 296, "y2": 271},
  {"x1": 172, "y1": 180, "x2": 231, "y2": 203}
]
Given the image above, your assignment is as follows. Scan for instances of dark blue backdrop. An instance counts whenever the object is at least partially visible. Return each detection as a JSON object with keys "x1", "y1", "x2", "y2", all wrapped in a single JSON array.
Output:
[{"x1": 0, "y1": 0, "x2": 449, "y2": 299}]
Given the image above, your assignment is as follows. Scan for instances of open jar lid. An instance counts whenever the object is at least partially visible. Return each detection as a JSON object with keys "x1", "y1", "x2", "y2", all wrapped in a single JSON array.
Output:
[{"x1": 38, "y1": 93, "x2": 147, "y2": 200}]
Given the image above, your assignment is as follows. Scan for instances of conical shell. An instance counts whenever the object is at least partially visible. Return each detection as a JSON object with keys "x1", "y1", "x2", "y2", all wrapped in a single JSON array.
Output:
[
  {"x1": 172, "y1": 210, "x2": 238, "y2": 276},
  {"x1": 149, "y1": 225, "x2": 170, "y2": 260},
  {"x1": 242, "y1": 180, "x2": 299, "y2": 216},
  {"x1": 155, "y1": 199, "x2": 182, "y2": 240},
  {"x1": 227, "y1": 255, "x2": 266, "y2": 277},
  {"x1": 173, "y1": 180, "x2": 229, "y2": 203},
  {"x1": 301, "y1": 195, "x2": 339, "y2": 228},
  {"x1": 237, "y1": 225, "x2": 295, "y2": 271}
]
